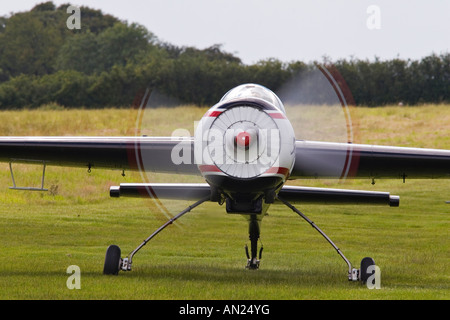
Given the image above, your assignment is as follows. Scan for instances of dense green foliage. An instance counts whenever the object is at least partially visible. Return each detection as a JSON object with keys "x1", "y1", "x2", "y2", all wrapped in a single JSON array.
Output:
[{"x1": 0, "y1": 2, "x2": 448, "y2": 108}]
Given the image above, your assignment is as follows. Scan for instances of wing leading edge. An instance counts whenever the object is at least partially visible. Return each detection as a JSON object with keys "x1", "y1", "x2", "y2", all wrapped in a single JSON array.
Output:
[
  {"x1": 292, "y1": 140, "x2": 450, "y2": 180},
  {"x1": 0, "y1": 136, "x2": 199, "y2": 175},
  {"x1": 1, "y1": 137, "x2": 449, "y2": 180}
]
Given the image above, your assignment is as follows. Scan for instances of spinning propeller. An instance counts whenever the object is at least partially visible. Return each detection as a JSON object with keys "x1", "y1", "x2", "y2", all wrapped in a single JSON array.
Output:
[{"x1": 134, "y1": 64, "x2": 355, "y2": 216}]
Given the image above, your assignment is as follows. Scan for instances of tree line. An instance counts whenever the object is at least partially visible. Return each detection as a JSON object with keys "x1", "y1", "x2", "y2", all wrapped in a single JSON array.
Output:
[{"x1": 0, "y1": 2, "x2": 448, "y2": 109}]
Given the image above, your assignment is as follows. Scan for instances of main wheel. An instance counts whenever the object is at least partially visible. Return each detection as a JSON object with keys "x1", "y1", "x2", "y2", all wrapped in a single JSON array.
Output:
[
  {"x1": 360, "y1": 257, "x2": 376, "y2": 284},
  {"x1": 103, "y1": 245, "x2": 121, "y2": 275}
]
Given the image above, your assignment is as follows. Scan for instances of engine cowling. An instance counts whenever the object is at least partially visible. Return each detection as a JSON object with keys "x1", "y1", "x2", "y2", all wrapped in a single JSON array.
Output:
[{"x1": 194, "y1": 84, "x2": 296, "y2": 200}]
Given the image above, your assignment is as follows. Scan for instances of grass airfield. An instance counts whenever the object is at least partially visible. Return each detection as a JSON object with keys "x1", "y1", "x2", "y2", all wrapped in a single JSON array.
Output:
[{"x1": 0, "y1": 105, "x2": 448, "y2": 300}]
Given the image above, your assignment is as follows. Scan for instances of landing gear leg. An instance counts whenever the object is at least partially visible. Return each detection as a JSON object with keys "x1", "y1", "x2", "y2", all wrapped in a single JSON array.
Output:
[
  {"x1": 277, "y1": 196, "x2": 375, "y2": 282},
  {"x1": 103, "y1": 196, "x2": 210, "y2": 274},
  {"x1": 245, "y1": 215, "x2": 263, "y2": 269}
]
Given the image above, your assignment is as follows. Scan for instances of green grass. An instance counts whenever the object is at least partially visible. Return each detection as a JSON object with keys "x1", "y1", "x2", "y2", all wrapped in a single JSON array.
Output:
[{"x1": 0, "y1": 105, "x2": 449, "y2": 299}]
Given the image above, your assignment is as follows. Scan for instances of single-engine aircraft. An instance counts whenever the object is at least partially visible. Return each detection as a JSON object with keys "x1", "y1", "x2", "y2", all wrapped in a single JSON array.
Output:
[{"x1": 1, "y1": 83, "x2": 449, "y2": 283}]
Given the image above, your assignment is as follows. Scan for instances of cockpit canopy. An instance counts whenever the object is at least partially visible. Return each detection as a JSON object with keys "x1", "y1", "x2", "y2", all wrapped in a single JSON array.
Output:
[{"x1": 220, "y1": 83, "x2": 286, "y2": 114}]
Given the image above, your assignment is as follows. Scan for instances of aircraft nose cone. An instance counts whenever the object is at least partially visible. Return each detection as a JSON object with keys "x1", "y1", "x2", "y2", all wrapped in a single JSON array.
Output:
[{"x1": 235, "y1": 131, "x2": 251, "y2": 148}]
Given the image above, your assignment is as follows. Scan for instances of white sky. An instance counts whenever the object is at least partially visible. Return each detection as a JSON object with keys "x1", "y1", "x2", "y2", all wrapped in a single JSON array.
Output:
[{"x1": 1, "y1": 0, "x2": 449, "y2": 65}]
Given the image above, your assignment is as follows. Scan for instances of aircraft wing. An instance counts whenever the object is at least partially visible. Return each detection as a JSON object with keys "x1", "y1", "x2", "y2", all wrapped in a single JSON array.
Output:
[
  {"x1": 291, "y1": 140, "x2": 450, "y2": 180},
  {"x1": 2, "y1": 137, "x2": 450, "y2": 180},
  {"x1": 0, "y1": 136, "x2": 199, "y2": 175}
]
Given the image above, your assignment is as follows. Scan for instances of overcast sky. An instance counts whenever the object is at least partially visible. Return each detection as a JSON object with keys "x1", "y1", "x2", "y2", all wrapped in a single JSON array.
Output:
[{"x1": 2, "y1": 0, "x2": 449, "y2": 64}]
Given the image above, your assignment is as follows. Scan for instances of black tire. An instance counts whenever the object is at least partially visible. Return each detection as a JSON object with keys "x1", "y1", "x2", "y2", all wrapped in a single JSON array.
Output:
[
  {"x1": 360, "y1": 257, "x2": 375, "y2": 284},
  {"x1": 103, "y1": 245, "x2": 121, "y2": 275}
]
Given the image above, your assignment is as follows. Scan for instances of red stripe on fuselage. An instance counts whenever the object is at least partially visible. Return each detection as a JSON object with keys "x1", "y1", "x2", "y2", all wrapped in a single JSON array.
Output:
[
  {"x1": 204, "y1": 110, "x2": 222, "y2": 117},
  {"x1": 268, "y1": 112, "x2": 286, "y2": 119},
  {"x1": 199, "y1": 164, "x2": 222, "y2": 173}
]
